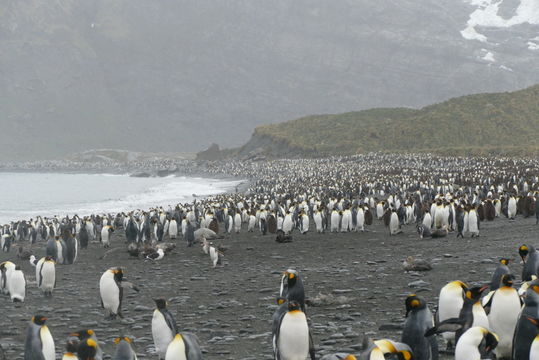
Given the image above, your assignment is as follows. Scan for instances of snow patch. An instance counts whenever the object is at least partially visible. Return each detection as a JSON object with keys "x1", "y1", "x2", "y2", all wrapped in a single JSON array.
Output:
[
  {"x1": 462, "y1": 0, "x2": 539, "y2": 42},
  {"x1": 461, "y1": 25, "x2": 488, "y2": 42},
  {"x1": 499, "y1": 64, "x2": 514, "y2": 71},
  {"x1": 528, "y1": 36, "x2": 539, "y2": 50},
  {"x1": 481, "y1": 50, "x2": 496, "y2": 61}
]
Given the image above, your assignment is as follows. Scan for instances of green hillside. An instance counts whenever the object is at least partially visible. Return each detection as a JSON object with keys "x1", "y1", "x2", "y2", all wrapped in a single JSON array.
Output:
[{"x1": 240, "y1": 84, "x2": 539, "y2": 157}]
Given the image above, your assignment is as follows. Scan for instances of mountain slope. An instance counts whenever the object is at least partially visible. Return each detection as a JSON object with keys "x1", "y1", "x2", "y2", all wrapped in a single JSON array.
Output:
[
  {"x1": 1, "y1": 0, "x2": 539, "y2": 160},
  {"x1": 237, "y1": 84, "x2": 539, "y2": 157}
]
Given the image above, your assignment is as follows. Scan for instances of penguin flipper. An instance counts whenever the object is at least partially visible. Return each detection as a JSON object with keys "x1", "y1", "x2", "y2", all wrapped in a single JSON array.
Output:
[
  {"x1": 482, "y1": 290, "x2": 495, "y2": 314},
  {"x1": 424, "y1": 318, "x2": 464, "y2": 336},
  {"x1": 183, "y1": 333, "x2": 203, "y2": 360},
  {"x1": 164, "y1": 310, "x2": 178, "y2": 334},
  {"x1": 273, "y1": 312, "x2": 287, "y2": 360},
  {"x1": 38, "y1": 263, "x2": 44, "y2": 287}
]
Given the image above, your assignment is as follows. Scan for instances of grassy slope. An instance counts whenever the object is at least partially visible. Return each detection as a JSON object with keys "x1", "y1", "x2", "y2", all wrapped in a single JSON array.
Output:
[{"x1": 251, "y1": 84, "x2": 539, "y2": 156}]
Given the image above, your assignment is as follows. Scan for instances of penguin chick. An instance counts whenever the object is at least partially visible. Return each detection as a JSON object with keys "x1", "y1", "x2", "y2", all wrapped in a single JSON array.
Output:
[{"x1": 402, "y1": 256, "x2": 432, "y2": 272}]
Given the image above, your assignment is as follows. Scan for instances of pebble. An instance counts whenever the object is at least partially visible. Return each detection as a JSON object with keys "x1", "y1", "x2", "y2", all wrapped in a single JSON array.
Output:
[{"x1": 408, "y1": 280, "x2": 430, "y2": 288}]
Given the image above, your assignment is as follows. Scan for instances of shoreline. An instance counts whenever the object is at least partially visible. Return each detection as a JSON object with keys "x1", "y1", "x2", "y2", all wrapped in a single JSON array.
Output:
[{"x1": 0, "y1": 172, "x2": 249, "y2": 224}]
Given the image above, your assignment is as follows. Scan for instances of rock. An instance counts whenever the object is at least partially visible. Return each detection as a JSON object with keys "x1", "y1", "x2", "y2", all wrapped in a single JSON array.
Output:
[
  {"x1": 408, "y1": 280, "x2": 431, "y2": 288},
  {"x1": 378, "y1": 323, "x2": 404, "y2": 331}
]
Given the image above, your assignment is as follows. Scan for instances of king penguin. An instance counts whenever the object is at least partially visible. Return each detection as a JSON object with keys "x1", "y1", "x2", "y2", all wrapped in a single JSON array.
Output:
[
  {"x1": 77, "y1": 338, "x2": 98, "y2": 360},
  {"x1": 168, "y1": 219, "x2": 178, "y2": 239},
  {"x1": 99, "y1": 267, "x2": 124, "y2": 319},
  {"x1": 527, "y1": 317, "x2": 539, "y2": 360},
  {"x1": 9, "y1": 265, "x2": 26, "y2": 302},
  {"x1": 484, "y1": 274, "x2": 521, "y2": 359},
  {"x1": 513, "y1": 279, "x2": 539, "y2": 360},
  {"x1": 24, "y1": 315, "x2": 55, "y2": 360},
  {"x1": 454, "y1": 327, "x2": 498, "y2": 360},
  {"x1": 360, "y1": 339, "x2": 412, "y2": 360},
  {"x1": 313, "y1": 209, "x2": 323, "y2": 233},
  {"x1": 508, "y1": 195, "x2": 517, "y2": 220},
  {"x1": 330, "y1": 209, "x2": 340, "y2": 232},
  {"x1": 428, "y1": 286, "x2": 489, "y2": 343},
  {"x1": 489, "y1": 258, "x2": 511, "y2": 291},
  {"x1": 401, "y1": 294, "x2": 437, "y2": 360},
  {"x1": 113, "y1": 337, "x2": 137, "y2": 360},
  {"x1": 521, "y1": 244, "x2": 539, "y2": 281},
  {"x1": 152, "y1": 298, "x2": 178, "y2": 360},
  {"x1": 468, "y1": 207, "x2": 479, "y2": 237},
  {"x1": 70, "y1": 329, "x2": 103, "y2": 360},
  {"x1": 273, "y1": 300, "x2": 315, "y2": 360},
  {"x1": 280, "y1": 269, "x2": 306, "y2": 312},
  {"x1": 283, "y1": 212, "x2": 293, "y2": 235},
  {"x1": 62, "y1": 339, "x2": 80, "y2": 360},
  {"x1": 101, "y1": 225, "x2": 114, "y2": 248},
  {"x1": 37, "y1": 256, "x2": 56, "y2": 296},
  {"x1": 389, "y1": 210, "x2": 400, "y2": 235},
  {"x1": 0, "y1": 261, "x2": 16, "y2": 295},
  {"x1": 234, "y1": 212, "x2": 242, "y2": 233},
  {"x1": 435, "y1": 280, "x2": 467, "y2": 350},
  {"x1": 165, "y1": 333, "x2": 203, "y2": 360}
]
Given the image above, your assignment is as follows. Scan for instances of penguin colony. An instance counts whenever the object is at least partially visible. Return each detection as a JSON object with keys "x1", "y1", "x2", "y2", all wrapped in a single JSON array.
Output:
[{"x1": 3, "y1": 153, "x2": 539, "y2": 359}]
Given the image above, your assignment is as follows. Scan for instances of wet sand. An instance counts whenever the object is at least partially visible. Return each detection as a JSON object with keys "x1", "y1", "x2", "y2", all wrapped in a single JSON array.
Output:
[{"x1": 0, "y1": 216, "x2": 534, "y2": 359}]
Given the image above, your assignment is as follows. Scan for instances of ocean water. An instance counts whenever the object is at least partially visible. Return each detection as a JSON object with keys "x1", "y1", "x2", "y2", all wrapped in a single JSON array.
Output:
[{"x1": 0, "y1": 172, "x2": 242, "y2": 224}]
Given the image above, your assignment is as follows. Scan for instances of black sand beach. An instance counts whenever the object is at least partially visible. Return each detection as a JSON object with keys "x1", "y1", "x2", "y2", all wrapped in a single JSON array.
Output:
[{"x1": 0, "y1": 215, "x2": 533, "y2": 359}]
